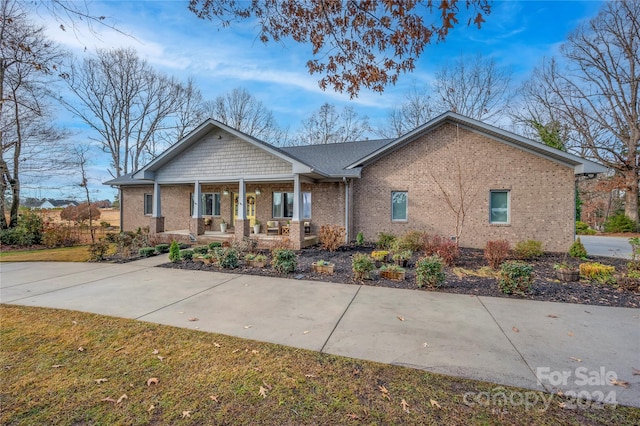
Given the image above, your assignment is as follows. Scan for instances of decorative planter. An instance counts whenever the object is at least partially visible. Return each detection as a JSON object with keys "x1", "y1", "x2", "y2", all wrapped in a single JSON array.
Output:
[
  {"x1": 253, "y1": 225, "x2": 261, "y2": 234},
  {"x1": 380, "y1": 270, "x2": 406, "y2": 281},
  {"x1": 557, "y1": 270, "x2": 580, "y2": 282},
  {"x1": 312, "y1": 262, "x2": 335, "y2": 274},
  {"x1": 220, "y1": 223, "x2": 228, "y2": 233}
]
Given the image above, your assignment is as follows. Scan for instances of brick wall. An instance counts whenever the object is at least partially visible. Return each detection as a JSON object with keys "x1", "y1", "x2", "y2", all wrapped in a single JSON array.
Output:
[{"x1": 352, "y1": 123, "x2": 575, "y2": 252}]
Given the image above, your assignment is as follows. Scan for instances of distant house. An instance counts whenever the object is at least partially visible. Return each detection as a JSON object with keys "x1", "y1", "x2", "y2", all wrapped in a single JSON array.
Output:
[
  {"x1": 23, "y1": 199, "x2": 78, "y2": 210},
  {"x1": 105, "y1": 112, "x2": 607, "y2": 251}
]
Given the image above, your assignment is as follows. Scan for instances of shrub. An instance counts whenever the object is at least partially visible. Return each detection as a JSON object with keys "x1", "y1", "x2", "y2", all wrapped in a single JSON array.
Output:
[
  {"x1": 579, "y1": 262, "x2": 615, "y2": 284},
  {"x1": 208, "y1": 241, "x2": 223, "y2": 250},
  {"x1": 576, "y1": 221, "x2": 596, "y2": 235},
  {"x1": 100, "y1": 221, "x2": 111, "y2": 228},
  {"x1": 271, "y1": 249, "x2": 297, "y2": 274},
  {"x1": 629, "y1": 237, "x2": 640, "y2": 262},
  {"x1": 169, "y1": 241, "x2": 181, "y2": 262},
  {"x1": 230, "y1": 236, "x2": 258, "y2": 254},
  {"x1": 415, "y1": 255, "x2": 446, "y2": 288},
  {"x1": 394, "y1": 231, "x2": 424, "y2": 252},
  {"x1": 155, "y1": 243, "x2": 170, "y2": 254},
  {"x1": 352, "y1": 253, "x2": 374, "y2": 280},
  {"x1": 179, "y1": 249, "x2": 194, "y2": 261},
  {"x1": 513, "y1": 240, "x2": 543, "y2": 260},
  {"x1": 604, "y1": 213, "x2": 636, "y2": 233},
  {"x1": 568, "y1": 238, "x2": 588, "y2": 259},
  {"x1": 41, "y1": 224, "x2": 79, "y2": 248},
  {"x1": 88, "y1": 239, "x2": 110, "y2": 261},
  {"x1": 139, "y1": 247, "x2": 157, "y2": 257},
  {"x1": 484, "y1": 240, "x2": 511, "y2": 269},
  {"x1": 193, "y1": 245, "x2": 209, "y2": 255},
  {"x1": 356, "y1": 231, "x2": 365, "y2": 246},
  {"x1": 0, "y1": 211, "x2": 43, "y2": 246},
  {"x1": 214, "y1": 247, "x2": 239, "y2": 269},
  {"x1": 319, "y1": 224, "x2": 346, "y2": 252},
  {"x1": 376, "y1": 232, "x2": 396, "y2": 250},
  {"x1": 424, "y1": 236, "x2": 459, "y2": 266},
  {"x1": 392, "y1": 250, "x2": 412, "y2": 262},
  {"x1": 498, "y1": 261, "x2": 534, "y2": 295}
]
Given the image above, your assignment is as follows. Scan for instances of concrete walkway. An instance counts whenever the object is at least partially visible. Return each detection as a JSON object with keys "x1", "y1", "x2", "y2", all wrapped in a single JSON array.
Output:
[{"x1": 1, "y1": 257, "x2": 638, "y2": 408}]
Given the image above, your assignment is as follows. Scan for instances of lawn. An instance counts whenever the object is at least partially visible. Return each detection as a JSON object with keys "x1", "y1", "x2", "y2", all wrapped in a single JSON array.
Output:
[
  {"x1": 1, "y1": 305, "x2": 638, "y2": 425},
  {"x1": 0, "y1": 245, "x2": 91, "y2": 262}
]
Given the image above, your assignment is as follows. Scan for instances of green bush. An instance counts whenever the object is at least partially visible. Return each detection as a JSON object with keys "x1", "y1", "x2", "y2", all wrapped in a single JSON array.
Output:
[
  {"x1": 138, "y1": 247, "x2": 157, "y2": 257},
  {"x1": 579, "y1": 262, "x2": 615, "y2": 285},
  {"x1": 271, "y1": 249, "x2": 297, "y2": 274},
  {"x1": 214, "y1": 247, "x2": 239, "y2": 269},
  {"x1": 376, "y1": 232, "x2": 397, "y2": 250},
  {"x1": 169, "y1": 241, "x2": 181, "y2": 262},
  {"x1": 193, "y1": 245, "x2": 209, "y2": 255},
  {"x1": 88, "y1": 240, "x2": 110, "y2": 261},
  {"x1": 513, "y1": 240, "x2": 543, "y2": 260},
  {"x1": 208, "y1": 241, "x2": 223, "y2": 250},
  {"x1": 575, "y1": 221, "x2": 596, "y2": 235},
  {"x1": 498, "y1": 261, "x2": 534, "y2": 295},
  {"x1": 415, "y1": 255, "x2": 446, "y2": 288},
  {"x1": 604, "y1": 213, "x2": 637, "y2": 233},
  {"x1": 356, "y1": 231, "x2": 365, "y2": 246},
  {"x1": 0, "y1": 211, "x2": 43, "y2": 246},
  {"x1": 568, "y1": 238, "x2": 587, "y2": 259},
  {"x1": 179, "y1": 249, "x2": 194, "y2": 261},
  {"x1": 155, "y1": 243, "x2": 170, "y2": 254},
  {"x1": 352, "y1": 253, "x2": 375, "y2": 280},
  {"x1": 394, "y1": 231, "x2": 424, "y2": 252}
]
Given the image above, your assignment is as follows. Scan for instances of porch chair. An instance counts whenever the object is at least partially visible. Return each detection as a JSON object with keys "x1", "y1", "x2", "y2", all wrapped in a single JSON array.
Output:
[{"x1": 266, "y1": 220, "x2": 281, "y2": 235}]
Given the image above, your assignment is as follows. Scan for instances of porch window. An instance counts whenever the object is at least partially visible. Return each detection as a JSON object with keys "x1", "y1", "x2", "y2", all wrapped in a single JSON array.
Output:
[
  {"x1": 190, "y1": 192, "x2": 221, "y2": 216},
  {"x1": 391, "y1": 191, "x2": 407, "y2": 221},
  {"x1": 272, "y1": 192, "x2": 311, "y2": 219},
  {"x1": 490, "y1": 190, "x2": 510, "y2": 224},
  {"x1": 144, "y1": 193, "x2": 153, "y2": 216}
]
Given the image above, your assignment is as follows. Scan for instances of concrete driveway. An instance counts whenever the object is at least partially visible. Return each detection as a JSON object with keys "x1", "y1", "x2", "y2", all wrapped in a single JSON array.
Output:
[
  {"x1": 579, "y1": 235, "x2": 633, "y2": 259},
  {"x1": 1, "y1": 257, "x2": 639, "y2": 408}
]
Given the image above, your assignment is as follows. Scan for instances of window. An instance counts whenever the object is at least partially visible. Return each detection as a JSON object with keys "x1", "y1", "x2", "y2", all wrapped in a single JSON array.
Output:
[
  {"x1": 391, "y1": 191, "x2": 407, "y2": 221},
  {"x1": 190, "y1": 193, "x2": 221, "y2": 216},
  {"x1": 490, "y1": 190, "x2": 510, "y2": 224},
  {"x1": 144, "y1": 193, "x2": 153, "y2": 216},
  {"x1": 272, "y1": 192, "x2": 311, "y2": 219}
]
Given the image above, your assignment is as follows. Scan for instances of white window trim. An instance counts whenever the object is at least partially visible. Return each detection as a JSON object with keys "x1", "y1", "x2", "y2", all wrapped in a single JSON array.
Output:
[
  {"x1": 489, "y1": 190, "x2": 510, "y2": 225},
  {"x1": 272, "y1": 191, "x2": 311, "y2": 219},
  {"x1": 391, "y1": 191, "x2": 408, "y2": 222},
  {"x1": 144, "y1": 193, "x2": 153, "y2": 216},
  {"x1": 191, "y1": 192, "x2": 221, "y2": 216}
]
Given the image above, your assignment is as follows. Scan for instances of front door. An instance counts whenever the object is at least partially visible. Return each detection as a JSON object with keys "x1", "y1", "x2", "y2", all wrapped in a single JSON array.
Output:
[{"x1": 234, "y1": 193, "x2": 256, "y2": 226}]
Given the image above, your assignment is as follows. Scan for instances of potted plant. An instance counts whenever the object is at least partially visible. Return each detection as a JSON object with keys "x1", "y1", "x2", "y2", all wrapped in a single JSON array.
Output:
[
  {"x1": 380, "y1": 264, "x2": 406, "y2": 281},
  {"x1": 253, "y1": 220, "x2": 261, "y2": 235},
  {"x1": 392, "y1": 250, "x2": 412, "y2": 267},
  {"x1": 312, "y1": 259, "x2": 335, "y2": 274},
  {"x1": 220, "y1": 218, "x2": 227, "y2": 233},
  {"x1": 352, "y1": 253, "x2": 374, "y2": 281},
  {"x1": 554, "y1": 260, "x2": 580, "y2": 282},
  {"x1": 244, "y1": 253, "x2": 267, "y2": 268},
  {"x1": 371, "y1": 250, "x2": 389, "y2": 267}
]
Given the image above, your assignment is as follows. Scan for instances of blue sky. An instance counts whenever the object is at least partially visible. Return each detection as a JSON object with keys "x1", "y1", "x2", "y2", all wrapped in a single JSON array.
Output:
[{"x1": 31, "y1": 0, "x2": 604, "y2": 201}]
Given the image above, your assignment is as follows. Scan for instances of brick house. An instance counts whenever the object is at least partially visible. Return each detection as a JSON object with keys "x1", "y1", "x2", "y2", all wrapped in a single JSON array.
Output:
[{"x1": 105, "y1": 111, "x2": 606, "y2": 251}]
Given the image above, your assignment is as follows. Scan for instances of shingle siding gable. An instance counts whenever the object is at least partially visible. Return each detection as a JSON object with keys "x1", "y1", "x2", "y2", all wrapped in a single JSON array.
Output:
[{"x1": 156, "y1": 132, "x2": 292, "y2": 181}]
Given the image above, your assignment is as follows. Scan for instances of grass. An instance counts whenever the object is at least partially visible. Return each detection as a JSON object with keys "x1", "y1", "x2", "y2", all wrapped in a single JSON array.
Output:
[
  {"x1": 0, "y1": 245, "x2": 91, "y2": 262},
  {"x1": 1, "y1": 305, "x2": 638, "y2": 425}
]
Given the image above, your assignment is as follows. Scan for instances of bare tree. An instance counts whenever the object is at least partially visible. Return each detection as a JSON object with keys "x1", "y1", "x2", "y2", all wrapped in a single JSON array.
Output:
[
  {"x1": 516, "y1": 0, "x2": 639, "y2": 222},
  {"x1": 204, "y1": 88, "x2": 287, "y2": 145},
  {"x1": 377, "y1": 82, "x2": 437, "y2": 138},
  {"x1": 188, "y1": 0, "x2": 492, "y2": 97},
  {"x1": 296, "y1": 103, "x2": 371, "y2": 145},
  {"x1": 60, "y1": 47, "x2": 201, "y2": 177},
  {"x1": 0, "y1": 0, "x2": 69, "y2": 229},
  {"x1": 432, "y1": 54, "x2": 511, "y2": 122}
]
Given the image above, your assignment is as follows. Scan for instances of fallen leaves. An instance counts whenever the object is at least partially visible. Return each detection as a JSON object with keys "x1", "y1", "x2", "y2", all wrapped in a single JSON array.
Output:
[
  {"x1": 430, "y1": 398, "x2": 442, "y2": 409},
  {"x1": 51, "y1": 364, "x2": 63, "y2": 369},
  {"x1": 401, "y1": 398, "x2": 410, "y2": 413},
  {"x1": 378, "y1": 385, "x2": 391, "y2": 401},
  {"x1": 397, "y1": 316, "x2": 405, "y2": 321},
  {"x1": 547, "y1": 314, "x2": 559, "y2": 318},
  {"x1": 117, "y1": 394, "x2": 128, "y2": 404},
  {"x1": 182, "y1": 410, "x2": 191, "y2": 418},
  {"x1": 188, "y1": 317, "x2": 198, "y2": 322},
  {"x1": 259, "y1": 386, "x2": 268, "y2": 398},
  {"x1": 209, "y1": 394, "x2": 219, "y2": 402},
  {"x1": 244, "y1": 325, "x2": 252, "y2": 329},
  {"x1": 147, "y1": 377, "x2": 159, "y2": 386},
  {"x1": 633, "y1": 367, "x2": 640, "y2": 376},
  {"x1": 512, "y1": 326, "x2": 519, "y2": 333},
  {"x1": 77, "y1": 347, "x2": 85, "y2": 352},
  {"x1": 569, "y1": 357, "x2": 582, "y2": 362},
  {"x1": 610, "y1": 378, "x2": 630, "y2": 388},
  {"x1": 94, "y1": 378, "x2": 108, "y2": 384}
]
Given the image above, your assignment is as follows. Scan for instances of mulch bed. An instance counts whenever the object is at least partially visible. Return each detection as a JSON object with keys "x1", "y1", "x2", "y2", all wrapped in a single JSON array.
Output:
[{"x1": 158, "y1": 245, "x2": 640, "y2": 309}]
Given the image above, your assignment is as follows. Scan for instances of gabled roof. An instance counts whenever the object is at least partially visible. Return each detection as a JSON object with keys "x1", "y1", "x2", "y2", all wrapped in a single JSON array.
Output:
[
  {"x1": 131, "y1": 119, "x2": 320, "y2": 180},
  {"x1": 347, "y1": 111, "x2": 608, "y2": 175},
  {"x1": 281, "y1": 139, "x2": 392, "y2": 178}
]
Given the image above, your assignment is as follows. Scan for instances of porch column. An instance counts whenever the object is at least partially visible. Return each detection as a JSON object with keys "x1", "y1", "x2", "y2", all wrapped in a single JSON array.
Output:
[
  {"x1": 150, "y1": 181, "x2": 164, "y2": 234},
  {"x1": 289, "y1": 174, "x2": 304, "y2": 250},
  {"x1": 234, "y1": 178, "x2": 250, "y2": 239},
  {"x1": 190, "y1": 180, "x2": 204, "y2": 235}
]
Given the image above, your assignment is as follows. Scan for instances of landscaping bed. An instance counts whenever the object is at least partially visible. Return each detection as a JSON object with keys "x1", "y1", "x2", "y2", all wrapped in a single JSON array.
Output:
[{"x1": 159, "y1": 245, "x2": 640, "y2": 309}]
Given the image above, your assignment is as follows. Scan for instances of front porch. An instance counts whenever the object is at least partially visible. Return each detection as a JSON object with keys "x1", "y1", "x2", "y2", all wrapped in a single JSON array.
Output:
[{"x1": 157, "y1": 229, "x2": 319, "y2": 249}]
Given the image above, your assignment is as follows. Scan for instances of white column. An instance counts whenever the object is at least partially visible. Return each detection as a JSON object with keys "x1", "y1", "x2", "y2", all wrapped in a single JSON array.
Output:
[
  {"x1": 192, "y1": 180, "x2": 201, "y2": 218},
  {"x1": 238, "y1": 178, "x2": 247, "y2": 220},
  {"x1": 292, "y1": 174, "x2": 302, "y2": 221},
  {"x1": 152, "y1": 181, "x2": 161, "y2": 218}
]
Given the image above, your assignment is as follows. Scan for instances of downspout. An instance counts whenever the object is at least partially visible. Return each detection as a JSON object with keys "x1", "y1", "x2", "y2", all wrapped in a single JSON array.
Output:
[{"x1": 343, "y1": 177, "x2": 349, "y2": 244}]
